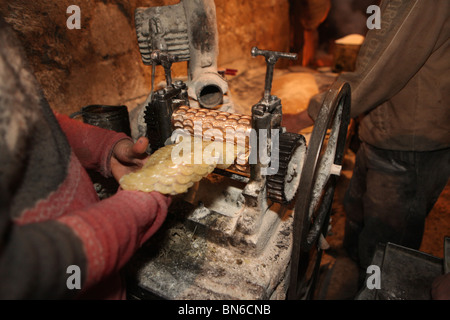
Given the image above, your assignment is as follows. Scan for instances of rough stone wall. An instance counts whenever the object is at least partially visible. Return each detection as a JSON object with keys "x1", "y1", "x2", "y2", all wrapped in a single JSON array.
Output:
[
  {"x1": 0, "y1": 0, "x2": 290, "y2": 116},
  {"x1": 216, "y1": 0, "x2": 290, "y2": 67}
]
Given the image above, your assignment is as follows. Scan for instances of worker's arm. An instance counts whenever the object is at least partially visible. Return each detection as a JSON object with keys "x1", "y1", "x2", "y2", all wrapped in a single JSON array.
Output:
[
  {"x1": 55, "y1": 113, "x2": 133, "y2": 178},
  {"x1": 56, "y1": 112, "x2": 151, "y2": 182},
  {"x1": 53, "y1": 119, "x2": 172, "y2": 292},
  {"x1": 0, "y1": 113, "x2": 170, "y2": 299},
  {"x1": 52, "y1": 119, "x2": 171, "y2": 293},
  {"x1": 0, "y1": 187, "x2": 169, "y2": 299},
  {"x1": 0, "y1": 91, "x2": 171, "y2": 300},
  {"x1": 57, "y1": 190, "x2": 170, "y2": 294},
  {"x1": 0, "y1": 15, "x2": 170, "y2": 299},
  {"x1": 308, "y1": 0, "x2": 449, "y2": 119}
]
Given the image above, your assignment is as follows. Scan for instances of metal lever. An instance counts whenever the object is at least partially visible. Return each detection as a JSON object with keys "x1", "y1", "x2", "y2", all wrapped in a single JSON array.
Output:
[
  {"x1": 251, "y1": 47, "x2": 298, "y2": 103},
  {"x1": 150, "y1": 50, "x2": 179, "y2": 87}
]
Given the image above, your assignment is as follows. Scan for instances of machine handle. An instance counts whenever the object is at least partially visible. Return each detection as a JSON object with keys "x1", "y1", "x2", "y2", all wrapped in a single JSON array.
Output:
[
  {"x1": 251, "y1": 47, "x2": 298, "y2": 102},
  {"x1": 150, "y1": 50, "x2": 179, "y2": 87},
  {"x1": 251, "y1": 47, "x2": 298, "y2": 63}
]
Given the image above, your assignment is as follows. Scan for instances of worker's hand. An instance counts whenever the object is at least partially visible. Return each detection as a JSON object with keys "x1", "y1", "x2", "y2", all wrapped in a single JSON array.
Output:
[
  {"x1": 431, "y1": 273, "x2": 450, "y2": 300},
  {"x1": 110, "y1": 136, "x2": 149, "y2": 182}
]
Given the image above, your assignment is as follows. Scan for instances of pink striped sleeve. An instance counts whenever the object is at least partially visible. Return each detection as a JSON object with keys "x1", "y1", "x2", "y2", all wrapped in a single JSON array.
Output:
[
  {"x1": 55, "y1": 112, "x2": 131, "y2": 177},
  {"x1": 58, "y1": 190, "x2": 170, "y2": 290}
]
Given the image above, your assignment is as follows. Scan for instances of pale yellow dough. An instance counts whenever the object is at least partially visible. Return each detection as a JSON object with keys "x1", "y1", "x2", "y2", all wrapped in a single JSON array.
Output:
[{"x1": 119, "y1": 137, "x2": 247, "y2": 195}]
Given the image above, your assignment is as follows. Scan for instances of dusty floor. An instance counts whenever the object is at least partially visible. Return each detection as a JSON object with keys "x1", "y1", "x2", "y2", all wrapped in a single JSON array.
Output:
[{"x1": 227, "y1": 66, "x2": 450, "y2": 300}]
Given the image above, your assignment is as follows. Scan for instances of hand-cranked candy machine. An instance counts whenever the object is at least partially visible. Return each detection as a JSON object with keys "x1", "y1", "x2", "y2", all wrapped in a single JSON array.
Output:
[{"x1": 125, "y1": 0, "x2": 351, "y2": 300}]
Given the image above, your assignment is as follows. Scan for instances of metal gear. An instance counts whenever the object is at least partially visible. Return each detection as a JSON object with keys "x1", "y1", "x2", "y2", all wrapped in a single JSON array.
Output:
[{"x1": 266, "y1": 132, "x2": 306, "y2": 204}]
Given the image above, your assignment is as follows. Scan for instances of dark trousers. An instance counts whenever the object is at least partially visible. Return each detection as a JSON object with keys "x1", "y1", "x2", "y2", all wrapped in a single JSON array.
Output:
[{"x1": 343, "y1": 142, "x2": 450, "y2": 269}]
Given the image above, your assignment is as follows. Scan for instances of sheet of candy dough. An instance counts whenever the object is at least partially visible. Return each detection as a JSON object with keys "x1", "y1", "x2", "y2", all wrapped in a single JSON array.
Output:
[{"x1": 119, "y1": 137, "x2": 247, "y2": 195}]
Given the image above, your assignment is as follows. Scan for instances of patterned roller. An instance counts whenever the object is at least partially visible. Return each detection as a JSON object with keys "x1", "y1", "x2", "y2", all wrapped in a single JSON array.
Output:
[
  {"x1": 119, "y1": 138, "x2": 240, "y2": 195},
  {"x1": 172, "y1": 106, "x2": 252, "y2": 173}
]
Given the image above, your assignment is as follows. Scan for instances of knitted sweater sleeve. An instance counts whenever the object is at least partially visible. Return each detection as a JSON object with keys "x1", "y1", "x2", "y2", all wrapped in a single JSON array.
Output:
[
  {"x1": 0, "y1": 113, "x2": 170, "y2": 298},
  {"x1": 0, "y1": 15, "x2": 170, "y2": 299},
  {"x1": 55, "y1": 112, "x2": 131, "y2": 178},
  {"x1": 53, "y1": 113, "x2": 171, "y2": 295},
  {"x1": 53, "y1": 112, "x2": 172, "y2": 294},
  {"x1": 57, "y1": 190, "x2": 170, "y2": 293},
  {"x1": 0, "y1": 188, "x2": 169, "y2": 299}
]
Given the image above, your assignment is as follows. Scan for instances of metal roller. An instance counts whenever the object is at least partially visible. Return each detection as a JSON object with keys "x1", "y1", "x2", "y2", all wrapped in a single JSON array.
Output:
[
  {"x1": 172, "y1": 106, "x2": 252, "y2": 142},
  {"x1": 171, "y1": 106, "x2": 252, "y2": 174}
]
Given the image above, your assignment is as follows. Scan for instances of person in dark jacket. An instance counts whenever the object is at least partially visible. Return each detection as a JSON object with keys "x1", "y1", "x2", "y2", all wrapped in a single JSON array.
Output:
[{"x1": 303, "y1": 0, "x2": 449, "y2": 298}]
